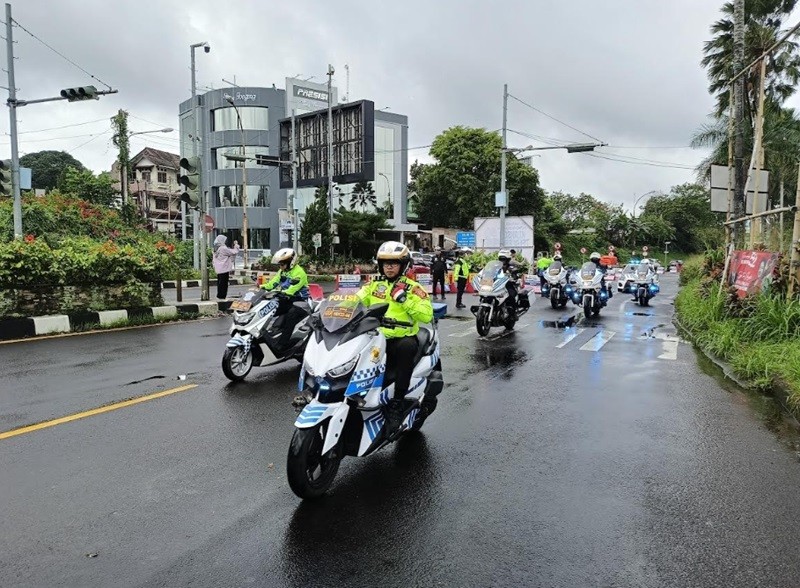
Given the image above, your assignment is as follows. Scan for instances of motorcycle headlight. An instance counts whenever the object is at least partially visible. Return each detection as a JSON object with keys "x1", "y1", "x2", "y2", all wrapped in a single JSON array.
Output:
[
  {"x1": 326, "y1": 357, "x2": 358, "y2": 379},
  {"x1": 234, "y1": 311, "x2": 255, "y2": 325}
]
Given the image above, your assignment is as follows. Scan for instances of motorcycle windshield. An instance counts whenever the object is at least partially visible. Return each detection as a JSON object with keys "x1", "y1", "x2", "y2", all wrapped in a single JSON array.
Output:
[
  {"x1": 636, "y1": 263, "x2": 651, "y2": 279},
  {"x1": 580, "y1": 262, "x2": 598, "y2": 280},
  {"x1": 479, "y1": 261, "x2": 504, "y2": 288},
  {"x1": 548, "y1": 261, "x2": 563, "y2": 275},
  {"x1": 318, "y1": 291, "x2": 366, "y2": 333}
]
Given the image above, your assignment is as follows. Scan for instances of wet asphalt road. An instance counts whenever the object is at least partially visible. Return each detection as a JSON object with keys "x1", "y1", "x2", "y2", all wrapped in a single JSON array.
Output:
[{"x1": 3, "y1": 274, "x2": 800, "y2": 587}]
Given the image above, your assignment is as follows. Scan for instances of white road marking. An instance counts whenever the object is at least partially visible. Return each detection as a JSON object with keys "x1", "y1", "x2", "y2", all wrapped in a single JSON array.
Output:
[
  {"x1": 659, "y1": 339, "x2": 679, "y2": 360},
  {"x1": 556, "y1": 328, "x2": 585, "y2": 348},
  {"x1": 579, "y1": 330, "x2": 616, "y2": 352}
]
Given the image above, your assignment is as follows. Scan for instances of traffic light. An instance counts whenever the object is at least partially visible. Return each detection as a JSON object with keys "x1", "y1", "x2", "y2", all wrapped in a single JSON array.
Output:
[
  {"x1": 179, "y1": 156, "x2": 201, "y2": 208},
  {"x1": 0, "y1": 160, "x2": 12, "y2": 195},
  {"x1": 59, "y1": 85, "x2": 98, "y2": 102}
]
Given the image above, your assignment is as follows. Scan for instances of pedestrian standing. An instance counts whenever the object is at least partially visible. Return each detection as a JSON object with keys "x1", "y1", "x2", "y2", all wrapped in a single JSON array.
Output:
[
  {"x1": 431, "y1": 249, "x2": 447, "y2": 300},
  {"x1": 454, "y1": 249, "x2": 471, "y2": 309},
  {"x1": 213, "y1": 234, "x2": 240, "y2": 300}
]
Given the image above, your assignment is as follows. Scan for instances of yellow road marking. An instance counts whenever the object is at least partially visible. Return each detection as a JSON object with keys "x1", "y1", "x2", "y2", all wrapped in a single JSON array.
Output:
[{"x1": 0, "y1": 384, "x2": 198, "y2": 440}]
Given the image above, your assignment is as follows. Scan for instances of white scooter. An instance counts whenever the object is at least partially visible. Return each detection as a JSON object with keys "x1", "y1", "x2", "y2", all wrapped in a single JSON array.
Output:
[
  {"x1": 222, "y1": 288, "x2": 318, "y2": 381},
  {"x1": 541, "y1": 261, "x2": 572, "y2": 309},
  {"x1": 633, "y1": 262, "x2": 659, "y2": 306},
  {"x1": 287, "y1": 291, "x2": 443, "y2": 499},
  {"x1": 469, "y1": 260, "x2": 530, "y2": 336},
  {"x1": 570, "y1": 261, "x2": 609, "y2": 318}
]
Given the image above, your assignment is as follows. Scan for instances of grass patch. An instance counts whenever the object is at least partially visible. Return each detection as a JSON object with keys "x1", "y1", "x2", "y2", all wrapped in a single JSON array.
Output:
[{"x1": 676, "y1": 276, "x2": 800, "y2": 418}]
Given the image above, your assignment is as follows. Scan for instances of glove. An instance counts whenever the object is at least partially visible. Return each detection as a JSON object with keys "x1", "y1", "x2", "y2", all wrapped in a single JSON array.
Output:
[{"x1": 391, "y1": 283, "x2": 408, "y2": 304}]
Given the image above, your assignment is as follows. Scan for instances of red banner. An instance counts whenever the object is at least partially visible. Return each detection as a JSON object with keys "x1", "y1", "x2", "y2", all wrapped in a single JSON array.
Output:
[{"x1": 727, "y1": 250, "x2": 780, "y2": 298}]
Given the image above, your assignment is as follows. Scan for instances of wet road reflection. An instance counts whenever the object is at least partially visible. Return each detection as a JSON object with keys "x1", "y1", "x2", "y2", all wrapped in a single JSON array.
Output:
[{"x1": 280, "y1": 434, "x2": 437, "y2": 588}]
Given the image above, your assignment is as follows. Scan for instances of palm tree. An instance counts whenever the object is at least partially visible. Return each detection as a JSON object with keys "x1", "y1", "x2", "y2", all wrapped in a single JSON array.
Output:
[
  {"x1": 701, "y1": 0, "x2": 800, "y2": 119},
  {"x1": 349, "y1": 181, "x2": 377, "y2": 211}
]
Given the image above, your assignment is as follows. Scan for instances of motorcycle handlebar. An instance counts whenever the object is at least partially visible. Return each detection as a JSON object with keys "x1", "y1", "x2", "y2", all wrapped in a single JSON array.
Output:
[{"x1": 382, "y1": 317, "x2": 414, "y2": 328}]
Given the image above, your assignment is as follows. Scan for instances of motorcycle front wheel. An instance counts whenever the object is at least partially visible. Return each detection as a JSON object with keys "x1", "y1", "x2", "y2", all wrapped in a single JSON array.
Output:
[
  {"x1": 583, "y1": 298, "x2": 593, "y2": 319},
  {"x1": 287, "y1": 422, "x2": 341, "y2": 499},
  {"x1": 222, "y1": 346, "x2": 253, "y2": 381},
  {"x1": 639, "y1": 294, "x2": 649, "y2": 307},
  {"x1": 550, "y1": 291, "x2": 560, "y2": 310},
  {"x1": 476, "y1": 307, "x2": 491, "y2": 336}
]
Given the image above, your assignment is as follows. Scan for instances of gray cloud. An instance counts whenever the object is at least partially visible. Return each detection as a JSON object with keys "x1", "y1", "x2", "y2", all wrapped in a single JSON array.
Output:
[{"x1": 5, "y1": 0, "x2": 743, "y2": 211}]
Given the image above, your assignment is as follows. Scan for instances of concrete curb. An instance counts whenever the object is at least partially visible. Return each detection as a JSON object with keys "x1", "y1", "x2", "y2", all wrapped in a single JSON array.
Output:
[
  {"x1": 0, "y1": 301, "x2": 231, "y2": 341},
  {"x1": 162, "y1": 278, "x2": 244, "y2": 289}
]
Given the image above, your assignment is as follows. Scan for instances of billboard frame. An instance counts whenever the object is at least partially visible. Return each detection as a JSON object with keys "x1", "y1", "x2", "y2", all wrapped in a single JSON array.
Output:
[{"x1": 278, "y1": 100, "x2": 375, "y2": 189}]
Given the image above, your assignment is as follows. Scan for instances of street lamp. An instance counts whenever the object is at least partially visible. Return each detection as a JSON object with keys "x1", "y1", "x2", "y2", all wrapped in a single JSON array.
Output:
[
  {"x1": 123, "y1": 127, "x2": 174, "y2": 209},
  {"x1": 499, "y1": 141, "x2": 606, "y2": 247},
  {"x1": 664, "y1": 240, "x2": 671, "y2": 267},
  {"x1": 378, "y1": 172, "x2": 392, "y2": 219},
  {"x1": 190, "y1": 41, "x2": 210, "y2": 299},
  {"x1": 224, "y1": 93, "x2": 249, "y2": 269}
]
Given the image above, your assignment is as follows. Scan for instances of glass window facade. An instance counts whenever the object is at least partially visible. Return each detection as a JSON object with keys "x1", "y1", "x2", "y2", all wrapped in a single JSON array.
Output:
[
  {"x1": 226, "y1": 228, "x2": 271, "y2": 251},
  {"x1": 214, "y1": 146, "x2": 269, "y2": 169},
  {"x1": 214, "y1": 184, "x2": 270, "y2": 208},
  {"x1": 374, "y1": 125, "x2": 396, "y2": 218},
  {"x1": 212, "y1": 106, "x2": 268, "y2": 131}
]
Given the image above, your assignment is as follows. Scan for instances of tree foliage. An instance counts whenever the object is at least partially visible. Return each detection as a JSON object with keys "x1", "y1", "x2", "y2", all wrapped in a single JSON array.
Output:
[
  {"x1": 61, "y1": 168, "x2": 118, "y2": 206},
  {"x1": 414, "y1": 126, "x2": 545, "y2": 229},
  {"x1": 701, "y1": 0, "x2": 800, "y2": 117},
  {"x1": 334, "y1": 208, "x2": 389, "y2": 259},
  {"x1": 18, "y1": 150, "x2": 86, "y2": 191},
  {"x1": 640, "y1": 183, "x2": 724, "y2": 252},
  {"x1": 299, "y1": 185, "x2": 333, "y2": 258},
  {"x1": 349, "y1": 181, "x2": 377, "y2": 211}
]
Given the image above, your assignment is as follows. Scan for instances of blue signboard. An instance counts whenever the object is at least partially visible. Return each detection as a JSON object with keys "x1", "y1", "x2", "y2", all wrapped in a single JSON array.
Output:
[{"x1": 456, "y1": 231, "x2": 476, "y2": 247}]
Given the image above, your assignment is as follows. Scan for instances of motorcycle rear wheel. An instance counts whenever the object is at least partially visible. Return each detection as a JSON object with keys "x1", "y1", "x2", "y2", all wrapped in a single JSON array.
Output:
[
  {"x1": 222, "y1": 346, "x2": 253, "y2": 381},
  {"x1": 476, "y1": 307, "x2": 491, "y2": 336},
  {"x1": 287, "y1": 422, "x2": 341, "y2": 499}
]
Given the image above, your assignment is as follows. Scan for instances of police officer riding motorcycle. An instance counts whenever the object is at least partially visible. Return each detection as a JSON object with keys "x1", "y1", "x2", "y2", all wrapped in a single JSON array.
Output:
[{"x1": 261, "y1": 248, "x2": 310, "y2": 349}]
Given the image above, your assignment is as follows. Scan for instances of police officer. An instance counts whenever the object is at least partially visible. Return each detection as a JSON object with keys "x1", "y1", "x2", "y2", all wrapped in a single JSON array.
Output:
[
  {"x1": 261, "y1": 248, "x2": 309, "y2": 349},
  {"x1": 589, "y1": 251, "x2": 613, "y2": 298},
  {"x1": 431, "y1": 247, "x2": 448, "y2": 301},
  {"x1": 453, "y1": 248, "x2": 471, "y2": 309},
  {"x1": 356, "y1": 241, "x2": 433, "y2": 431}
]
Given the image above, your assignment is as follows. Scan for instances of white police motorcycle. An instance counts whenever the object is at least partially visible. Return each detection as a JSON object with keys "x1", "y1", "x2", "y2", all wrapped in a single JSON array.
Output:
[
  {"x1": 633, "y1": 262, "x2": 660, "y2": 306},
  {"x1": 222, "y1": 288, "x2": 317, "y2": 381},
  {"x1": 287, "y1": 291, "x2": 443, "y2": 499},
  {"x1": 470, "y1": 260, "x2": 530, "y2": 336},
  {"x1": 570, "y1": 261, "x2": 609, "y2": 318},
  {"x1": 541, "y1": 260, "x2": 572, "y2": 309}
]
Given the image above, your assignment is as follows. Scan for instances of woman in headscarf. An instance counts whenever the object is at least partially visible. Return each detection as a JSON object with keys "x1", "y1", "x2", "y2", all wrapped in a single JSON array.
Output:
[{"x1": 212, "y1": 234, "x2": 240, "y2": 300}]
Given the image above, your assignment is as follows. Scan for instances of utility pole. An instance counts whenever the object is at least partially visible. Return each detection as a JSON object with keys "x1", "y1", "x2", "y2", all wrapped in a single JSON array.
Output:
[
  {"x1": 191, "y1": 47, "x2": 200, "y2": 270},
  {"x1": 291, "y1": 108, "x2": 298, "y2": 250},
  {"x1": 327, "y1": 64, "x2": 335, "y2": 258},
  {"x1": 733, "y1": 0, "x2": 746, "y2": 247},
  {"x1": 6, "y1": 3, "x2": 22, "y2": 239},
  {"x1": 499, "y1": 83, "x2": 508, "y2": 248},
  {"x1": 789, "y1": 162, "x2": 800, "y2": 299}
]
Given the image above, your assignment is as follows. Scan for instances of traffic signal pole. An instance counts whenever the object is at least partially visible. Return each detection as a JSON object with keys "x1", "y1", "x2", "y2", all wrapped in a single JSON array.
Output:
[
  {"x1": 4, "y1": 2, "x2": 117, "y2": 240},
  {"x1": 6, "y1": 3, "x2": 22, "y2": 239}
]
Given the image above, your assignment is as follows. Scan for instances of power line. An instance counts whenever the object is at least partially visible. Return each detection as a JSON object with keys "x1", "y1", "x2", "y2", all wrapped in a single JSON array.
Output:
[
  {"x1": 582, "y1": 152, "x2": 695, "y2": 170},
  {"x1": 0, "y1": 131, "x2": 112, "y2": 144},
  {"x1": 67, "y1": 131, "x2": 113, "y2": 155},
  {"x1": 11, "y1": 18, "x2": 113, "y2": 90},
  {"x1": 15, "y1": 118, "x2": 109, "y2": 135},
  {"x1": 507, "y1": 93, "x2": 603, "y2": 143}
]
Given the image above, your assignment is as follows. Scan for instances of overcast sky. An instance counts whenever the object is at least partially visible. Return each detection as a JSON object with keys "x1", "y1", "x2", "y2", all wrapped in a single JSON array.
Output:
[{"x1": 4, "y1": 0, "x2": 783, "y2": 212}]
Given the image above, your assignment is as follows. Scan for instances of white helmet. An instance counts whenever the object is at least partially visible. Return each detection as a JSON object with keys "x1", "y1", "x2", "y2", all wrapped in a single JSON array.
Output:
[
  {"x1": 498, "y1": 249, "x2": 512, "y2": 262},
  {"x1": 272, "y1": 247, "x2": 297, "y2": 268},
  {"x1": 376, "y1": 241, "x2": 411, "y2": 276}
]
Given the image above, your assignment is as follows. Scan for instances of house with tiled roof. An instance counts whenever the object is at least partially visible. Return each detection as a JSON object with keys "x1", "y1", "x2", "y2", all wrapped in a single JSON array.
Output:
[{"x1": 111, "y1": 147, "x2": 184, "y2": 235}]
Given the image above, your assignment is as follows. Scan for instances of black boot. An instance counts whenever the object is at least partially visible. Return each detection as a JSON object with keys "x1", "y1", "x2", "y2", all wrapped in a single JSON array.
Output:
[{"x1": 385, "y1": 398, "x2": 405, "y2": 433}]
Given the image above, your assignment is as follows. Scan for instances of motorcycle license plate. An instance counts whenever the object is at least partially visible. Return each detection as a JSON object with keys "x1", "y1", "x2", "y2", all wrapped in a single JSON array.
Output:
[{"x1": 230, "y1": 300, "x2": 252, "y2": 311}]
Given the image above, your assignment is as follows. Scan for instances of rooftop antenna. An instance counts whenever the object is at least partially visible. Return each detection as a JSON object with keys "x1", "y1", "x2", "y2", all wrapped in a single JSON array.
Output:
[
  {"x1": 222, "y1": 76, "x2": 239, "y2": 87},
  {"x1": 344, "y1": 64, "x2": 350, "y2": 102}
]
